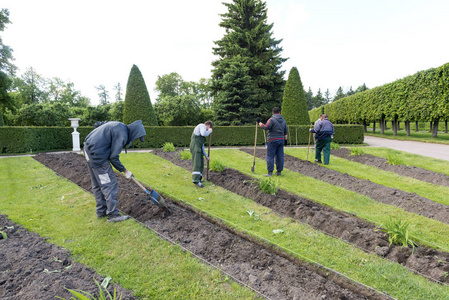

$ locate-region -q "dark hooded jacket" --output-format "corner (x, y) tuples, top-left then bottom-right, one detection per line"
(83, 120), (146, 172)
(260, 113), (288, 142)
(311, 118), (334, 140)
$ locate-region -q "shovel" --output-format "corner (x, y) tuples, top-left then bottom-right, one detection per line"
(131, 177), (171, 214)
(307, 123), (313, 161)
(251, 121), (258, 173)
(263, 130), (267, 148)
(206, 134), (211, 180)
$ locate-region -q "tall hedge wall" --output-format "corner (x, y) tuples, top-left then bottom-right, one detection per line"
(0, 125), (363, 154)
(309, 62), (449, 124)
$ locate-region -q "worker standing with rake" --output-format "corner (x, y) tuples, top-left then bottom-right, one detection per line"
(258, 107), (288, 177)
(190, 121), (213, 188)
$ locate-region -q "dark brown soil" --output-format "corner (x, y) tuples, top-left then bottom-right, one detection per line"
(240, 148), (449, 226)
(0, 214), (136, 300)
(153, 149), (449, 285)
(29, 152), (390, 300)
(332, 148), (449, 188)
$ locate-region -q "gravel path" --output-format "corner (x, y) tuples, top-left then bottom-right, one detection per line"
(364, 136), (449, 161)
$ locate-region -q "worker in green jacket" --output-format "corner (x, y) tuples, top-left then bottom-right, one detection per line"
(190, 121), (213, 188)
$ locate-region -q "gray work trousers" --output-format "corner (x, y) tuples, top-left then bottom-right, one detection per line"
(86, 162), (119, 217)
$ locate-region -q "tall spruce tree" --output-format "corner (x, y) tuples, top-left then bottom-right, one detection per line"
(281, 67), (310, 125)
(211, 0), (287, 125)
(123, 64), (158, 126)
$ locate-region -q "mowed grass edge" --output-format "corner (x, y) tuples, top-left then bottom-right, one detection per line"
(285, 147), (449, 206)
(214, 149), (449, 252)
(0, 157), (258, 300)
(122, 152), (449, 300)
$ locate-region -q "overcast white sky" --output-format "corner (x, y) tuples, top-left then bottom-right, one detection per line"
(2, 0), (449, 105)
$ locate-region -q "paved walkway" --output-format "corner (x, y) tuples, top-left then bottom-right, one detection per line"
(364, 136), (449, 161)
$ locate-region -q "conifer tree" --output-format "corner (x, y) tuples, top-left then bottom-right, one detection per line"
(123, 64), (158, 126)
(211, 0), (287, 125)
(281, 67), (310, 125)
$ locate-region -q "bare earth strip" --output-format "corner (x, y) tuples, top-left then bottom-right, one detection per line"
(32, 152), (384, 300)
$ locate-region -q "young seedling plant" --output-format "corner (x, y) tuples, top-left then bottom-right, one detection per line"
(162, 142), (176, 152)
(257, 177), (278, 195)
(330, 142), (340, 150)
(179, 150), (192, 160)
(350, 147), (365, 156)
(387, 152), (405, 166)
(56, 278), (121, 300)
(209, 159), (225, 172)
(380, 217), (417, 252)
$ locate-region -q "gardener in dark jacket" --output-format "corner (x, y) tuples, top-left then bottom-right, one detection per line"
(310, 114), (335, 165)
(83, 120), (146, 222)
(190, 120), (213, 188)
(258, 107), (289, 177)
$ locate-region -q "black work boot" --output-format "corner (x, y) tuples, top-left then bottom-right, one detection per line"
(275, 171), (282, 176)
(107, 215), (130, 223)
(193, 182), (204, 188)
(264, 172), (273, 177)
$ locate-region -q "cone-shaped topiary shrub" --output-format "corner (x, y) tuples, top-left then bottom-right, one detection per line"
(123, 64), (158, 126)
(281, 67), (310, 125)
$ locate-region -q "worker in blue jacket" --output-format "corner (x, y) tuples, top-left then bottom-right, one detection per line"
(310, 114), (334, 165)
(84, 120), (146, 222)
(258, 107), (289, 176)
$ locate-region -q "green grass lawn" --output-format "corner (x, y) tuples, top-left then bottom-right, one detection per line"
(284, 147), (449, 206)
(365, 129), (449, 144)
(4, 153), (449, 299)
(357, 147), (449, 176)
(213, 149), (449, 252)
(0, 157), (257, 300)
(122, 152), (449, 300)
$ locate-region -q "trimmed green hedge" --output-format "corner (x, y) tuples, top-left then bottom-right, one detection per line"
(0, 125), (364, 154)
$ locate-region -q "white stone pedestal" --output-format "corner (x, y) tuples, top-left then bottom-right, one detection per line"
(69, 118), (81, 151)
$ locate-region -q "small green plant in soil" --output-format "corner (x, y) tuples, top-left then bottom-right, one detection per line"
(330, 142), (340, 149)
(56, 278), (121, 300)
(209, 159), (225, 172)
(387, 152), (404, 166)
(0, 230), (7, 239)
(162, 142), (176, 152)
(350, 147), (365, 156)
(258, 177), (278, 195)
(381, 217), (417, 252)
(179, 150), (192, 160)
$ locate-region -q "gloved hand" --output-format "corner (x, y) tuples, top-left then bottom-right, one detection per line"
(124, 169), (133, 179)
(284, 139), (288, 146)
(208, 128), (213, 133)
(256, 117), (260, 123)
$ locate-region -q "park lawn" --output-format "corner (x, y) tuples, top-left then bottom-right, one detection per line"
(284, 147), (449, 206)
(0, 156), (257, 300)
(365, 130), (449, 144)
(358, 147), (449, 176)
(122, 152), (449, 300)
(212, 148), (449, 252)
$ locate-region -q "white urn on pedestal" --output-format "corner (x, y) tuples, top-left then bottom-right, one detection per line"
(69, 118), (81, 152)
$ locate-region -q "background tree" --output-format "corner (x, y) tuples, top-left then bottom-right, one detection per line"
(346, 86), (355, 97)
(123, 64), (158, 126)
(95, 84), (110, 105)
(114, 82), (123, 101)
(12, 67), (47, 105)
(0, 8), (16, 126)
(109, 101), (124, 122)
(211, 0), (287, 124)
(306, 87), (314, 110)
(313, 89), (326, 108)
(333, 86), (346, 102)
(154, 72), (209, 126)
(355, 83), (369, 93)
(281, 67), (310, 125)
(324, 89), (332, 104)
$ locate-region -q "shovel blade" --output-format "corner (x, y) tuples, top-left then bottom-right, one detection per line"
(251, 165), (255, 173)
